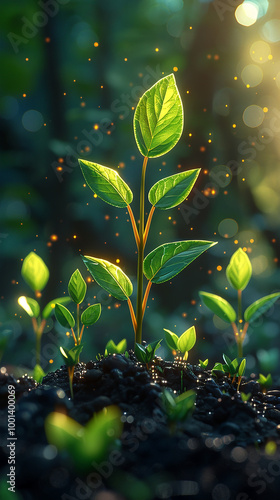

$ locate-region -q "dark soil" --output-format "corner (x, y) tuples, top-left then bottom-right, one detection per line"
(1, 353), (280, 500)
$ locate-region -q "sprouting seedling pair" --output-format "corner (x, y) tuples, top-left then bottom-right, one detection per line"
(104, 338), (127, 357)
(161, 388), (196, 431)
(60, 345), (83, 399)
(199, 248), (280, 358)
(135, 339), (162, 369)
(257, 373), (272, 393)
(18, 252), (71, 382)
(212, 354), (246, 392)
(55, 269), (101, 350)
(45, 405), (122, 472)
(79, 74), (216, 348)
(164, 325), (196, 361)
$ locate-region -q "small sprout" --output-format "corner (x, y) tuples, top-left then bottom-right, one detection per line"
(135, 339), (162, 368)
(199, 248), (280, 358)
(257, 373), (272, 393)
(161, 388), (196, 425)
(104, 339), (127, 356)
(33, 364), (46, 384)
(199, 359), (208, 369)
(212, 354), (246, 391)
(237, 358), (246, 392)
(240, 392), (251, 402)
(164, 325), (196, 360)
(54, 269), (102, 360)
(45, 406), (122, 472)
(60, 345), (83, 399)
(18, 252), (71, 370)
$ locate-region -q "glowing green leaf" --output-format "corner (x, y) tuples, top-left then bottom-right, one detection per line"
(33, 364), (46, 384)
(21, 252), (49, 292)
(244, 293), (280, 323)
(226, 248), (252, 291)
(134, 74), (183, 158)
(68, 269), (87, 304)
(163, 329), (179, 350)
(143, 240), (216, 284)
(18, 296), (40, 318)
(177, 326), (196, 353)
(82, 256), (133, 301)
(81, 304), (101, 326)
(79, 160), (133, 208)
(42, 297), (71, 319)
(55, 304), (75, 329)
(199, 291), (236, 323)
(148, 169), (200, 209)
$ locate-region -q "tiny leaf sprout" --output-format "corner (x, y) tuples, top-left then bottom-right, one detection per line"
(199, 248), (280, 358)
(199, 359), (209, 369)
(135, 339), (162, 369)
(161, 389), (196, 429)
(240, 392), (251, 402)
(164, 325), (196, 361)
(79, 74), (216, 347)
(104, 339), (127, 356)
(45, 405), (122, 472)
(60, 345), (83, 399)
(55, 269), (101, 361)
(18, 252), (71, 380)
(257, 373), (273, 393)
(212, 354), (246, 391)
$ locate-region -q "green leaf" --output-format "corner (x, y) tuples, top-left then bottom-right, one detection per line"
(199, 359), (208, 369)
(55, 303), (75, 329)
(163, 329), (178, 351)
(226, 248), (252, 291)
(162, 389), (196, 422)
(257, 373), (272, 388)
(241, 392), (251, 402)
(148, 169), (200, 210)
(134, 343), (147, 363)
(212, 362), (225, 372)
(199, 291), (236, 323)
(244, 293), (280, 323)
(18, 296), (40, 318)
(81, 304), (101, 326)
(83, 406), (122, 462)
(238, 358), (246, 377)
(105, 339), (127, 355)
(45, 411), (83, 452)
(21, 251), (49, 292)
(133, 74), (183, 158)
(79, 159), (133, 208)
(82, 255), (133, 301)
(68, 269), (87, 304)
(60, 345), (83, 366)
(177, 326), (196, 353)
(144, 240), (216, 284)
(33, 364), (46, 383)
(42, 296), (71, 319)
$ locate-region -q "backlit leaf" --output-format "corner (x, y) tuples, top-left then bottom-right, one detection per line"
(177, 326), (196, 353)
(163, 329), (178, 351)
(148, 169), (200, 209)
(55, 303), (75, 329)
(42, 296), (71, 319)
(105, 339), (127, 355)
(18, 296), (40, 318)
(82, 256), (133, 301)
(21, 252), (49, 292)
(79, 159), (133, 208)
(33, 364), (46, 384)
(244, 293), (280, 323)
(68, 269), (87, 304)
(226, 248), (252, 291)
(144, 240), (216, 284)
(81, 304), (101, 326)
(199, 291), (236, 323)
(134, 74), (183, 158)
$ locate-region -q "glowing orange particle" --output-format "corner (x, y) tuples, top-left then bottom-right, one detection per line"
(217, 265), (222, 271)
(50, 234), (58, 241)
(200, 146), (206, 152)
(23, 94), (27, 98)
(94, 42), (99, 47)
(45, 37), (51, 43)
(94, 124), (99, 130)
(173, 67), (178, 72)
(191, 300), (196, 305)
(105, 215), (110, 220)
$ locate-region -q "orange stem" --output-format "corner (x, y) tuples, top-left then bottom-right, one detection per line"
(71, 327), (78, 346)
(142, 280), (152, 317)
(127, 298), (137, 336)
(143, 206), (155, 248)
(127, 204), (140, 248)
(79, 324), (85, 343)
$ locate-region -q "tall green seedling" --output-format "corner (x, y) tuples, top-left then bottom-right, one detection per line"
(79, 74), (216, 346)
(199, 248), (280, 357)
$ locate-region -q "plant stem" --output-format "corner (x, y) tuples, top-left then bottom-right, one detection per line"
(127, 204), (140, 248)
(127, 298), (137, 336)
(71, 328), (78, 346)
(68, 366), (75, 399)
(77, 304), (80, 343)
(237, 289), (242, 331)
(142, 280), (152, 316)
(231, 322), (243, 358)
(136, 156), (148, 345)
(143, 206), (155, 248)
(241, 321), (249, 343)
(79, 324), (85, 343)
(35, 331), (41, 365)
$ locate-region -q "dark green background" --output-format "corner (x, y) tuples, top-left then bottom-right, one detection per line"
(1, 0), (280, 374)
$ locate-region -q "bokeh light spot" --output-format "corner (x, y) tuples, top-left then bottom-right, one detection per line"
(218, 219), (238, 239)
(235, 2), (259, 27)
(22, 110), (44, 132)
(243, 105), (264, 127)
(241, 64), (263, 87)
(250, 40), (272, 63)
(262, 19), (280, 43)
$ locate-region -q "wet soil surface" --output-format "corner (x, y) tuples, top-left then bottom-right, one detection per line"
(1, 353), (280, 500)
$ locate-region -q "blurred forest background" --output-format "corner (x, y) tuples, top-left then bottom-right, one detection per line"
(1, 0), (280, 375)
